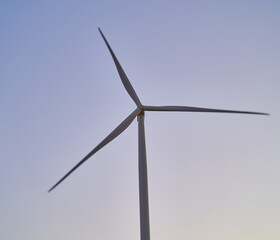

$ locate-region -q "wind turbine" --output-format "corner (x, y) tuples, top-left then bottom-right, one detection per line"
(49, 28), (268, 240)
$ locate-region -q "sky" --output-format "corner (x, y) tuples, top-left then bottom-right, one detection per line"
(1, 1), (279, 239)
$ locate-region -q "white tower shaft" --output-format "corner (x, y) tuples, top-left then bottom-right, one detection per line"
(138, 111), (150, 240)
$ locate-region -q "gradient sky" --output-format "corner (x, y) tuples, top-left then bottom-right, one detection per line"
(1, 1), (279, 239)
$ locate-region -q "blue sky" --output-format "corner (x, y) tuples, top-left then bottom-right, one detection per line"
(1, 1), (279, 239)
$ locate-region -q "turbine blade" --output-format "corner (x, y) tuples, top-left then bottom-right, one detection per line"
(48, 108), (141, 192)
(143, 105), (269, 115)
(98, 28), (142, 106)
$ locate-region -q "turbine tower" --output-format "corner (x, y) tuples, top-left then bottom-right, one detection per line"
(49, 28), (268, 240)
